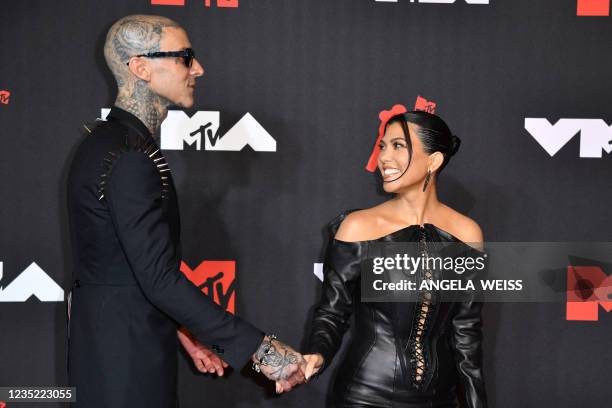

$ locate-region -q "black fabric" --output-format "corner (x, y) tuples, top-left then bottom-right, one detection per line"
(308, 210), (487, 408)
(67, 107), (264, 408)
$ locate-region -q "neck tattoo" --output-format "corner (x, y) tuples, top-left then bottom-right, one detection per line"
(115, 79), (173, 135)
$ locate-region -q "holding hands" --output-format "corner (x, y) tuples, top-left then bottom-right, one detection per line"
(252, 335), (325, 394)
(252, 335), (305, 393)
(303, 353), (324, 382)
(180, 330), (325, 394)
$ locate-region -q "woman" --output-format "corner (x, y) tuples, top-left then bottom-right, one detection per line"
(302, 105), (487, 407)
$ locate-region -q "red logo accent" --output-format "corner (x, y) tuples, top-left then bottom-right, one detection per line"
(577, 0), (610, 16)
(414, 95), (436, 114)
(206, 0), (238, 6)
(567, 266), (612, 321)
(365, 95), (438, 172)
(151, 0), (239, 7)
(181, 261), (236, 313)
(0, 90), (10, 105)
(365, 104), (408, 172)
(0, 400), (6, 408)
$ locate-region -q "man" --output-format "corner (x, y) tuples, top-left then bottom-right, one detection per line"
(67, 15), (303, 407)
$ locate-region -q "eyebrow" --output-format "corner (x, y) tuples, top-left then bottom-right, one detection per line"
(380, 137), (407, 144)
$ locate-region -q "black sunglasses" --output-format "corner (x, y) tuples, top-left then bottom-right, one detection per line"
(126, 48), (196, 68)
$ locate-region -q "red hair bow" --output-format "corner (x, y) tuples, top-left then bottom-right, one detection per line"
(365, 103), (408, 172)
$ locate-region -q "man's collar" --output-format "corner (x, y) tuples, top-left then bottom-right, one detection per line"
(107, 106), (152, 138)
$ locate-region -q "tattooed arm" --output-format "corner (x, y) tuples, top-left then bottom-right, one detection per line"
(252, 336), (306, 393)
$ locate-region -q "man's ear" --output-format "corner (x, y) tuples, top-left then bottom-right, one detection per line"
(127, 58), (151, 82)
(428, 151), (445, 173)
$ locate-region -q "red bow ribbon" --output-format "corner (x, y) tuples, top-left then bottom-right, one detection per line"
(365, 104), (408, 172)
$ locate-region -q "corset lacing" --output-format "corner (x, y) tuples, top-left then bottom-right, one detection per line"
(407, 227), (434, 389)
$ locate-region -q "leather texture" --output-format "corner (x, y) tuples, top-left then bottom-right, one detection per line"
(308, 210), (487, 408)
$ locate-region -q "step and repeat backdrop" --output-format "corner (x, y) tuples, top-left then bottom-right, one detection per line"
(0, 0), (610, 407)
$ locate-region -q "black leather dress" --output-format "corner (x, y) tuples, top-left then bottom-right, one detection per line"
(308, 211), (487, 408)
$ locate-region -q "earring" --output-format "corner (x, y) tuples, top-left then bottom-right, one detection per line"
(422, 170), (431, 192)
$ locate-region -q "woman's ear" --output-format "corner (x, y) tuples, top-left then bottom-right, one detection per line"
(428, 151), (445, 173)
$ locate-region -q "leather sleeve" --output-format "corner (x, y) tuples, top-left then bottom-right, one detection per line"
(106, 151), (263, 369)
(451, 248), (488, 408)
(307, 236), (363, 373)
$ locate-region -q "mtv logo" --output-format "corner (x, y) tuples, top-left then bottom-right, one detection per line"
(181, 260), (235, 313)
(577, 0), (610, 16)
(414, 95), (436, 114)
(313, 263), (324, 282)
(567, 265), (612, 321)
(525, 118), (612, 158)
(0, 90), (10, 105)
(210, 112), (276, 151)
(162, 111), (276, 152)
(100, 109), (276, 152)
(161, 110), (219, 151)
(0, 262), (64, 302)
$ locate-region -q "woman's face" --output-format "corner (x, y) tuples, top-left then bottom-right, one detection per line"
(377, 121), (430, 194)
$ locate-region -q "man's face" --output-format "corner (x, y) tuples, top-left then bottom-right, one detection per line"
(148, 27), (204, 108)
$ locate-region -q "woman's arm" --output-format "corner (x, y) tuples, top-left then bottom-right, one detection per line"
(305, 213), (364, 376)
(451, 220), (487, 408)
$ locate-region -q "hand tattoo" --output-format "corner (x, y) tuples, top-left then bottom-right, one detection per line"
(253, 335), (306, 392)
(255, 338), (300, 381)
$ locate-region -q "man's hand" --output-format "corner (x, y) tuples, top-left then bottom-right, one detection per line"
(252, 336), (306, 393)
(178, 328), (228, 376)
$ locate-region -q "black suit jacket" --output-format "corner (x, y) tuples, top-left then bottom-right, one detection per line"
(67, 107), (263, 408)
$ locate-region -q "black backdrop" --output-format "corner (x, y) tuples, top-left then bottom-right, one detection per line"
(0, 0), (610, 407)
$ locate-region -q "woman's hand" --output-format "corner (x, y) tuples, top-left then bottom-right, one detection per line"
(273, 353), (323, 394)
(303, 353), (324, 381)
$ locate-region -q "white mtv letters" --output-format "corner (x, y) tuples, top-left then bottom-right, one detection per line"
(163, 111), (276, 151)
(212, 113), (276, 151)
(313, 263), (324, 282)
(525, 118), (612, 158)
(161, 111), (219, 151)
(101, 109), (276, 152)
(0, 262), (64, 302)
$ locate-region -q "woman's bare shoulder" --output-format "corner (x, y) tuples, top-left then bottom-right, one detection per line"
(439, 206), (484, 249)
(335, 207), (383, 242)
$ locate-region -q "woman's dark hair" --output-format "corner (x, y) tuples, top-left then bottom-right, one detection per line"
(385, 111), (460, 175)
